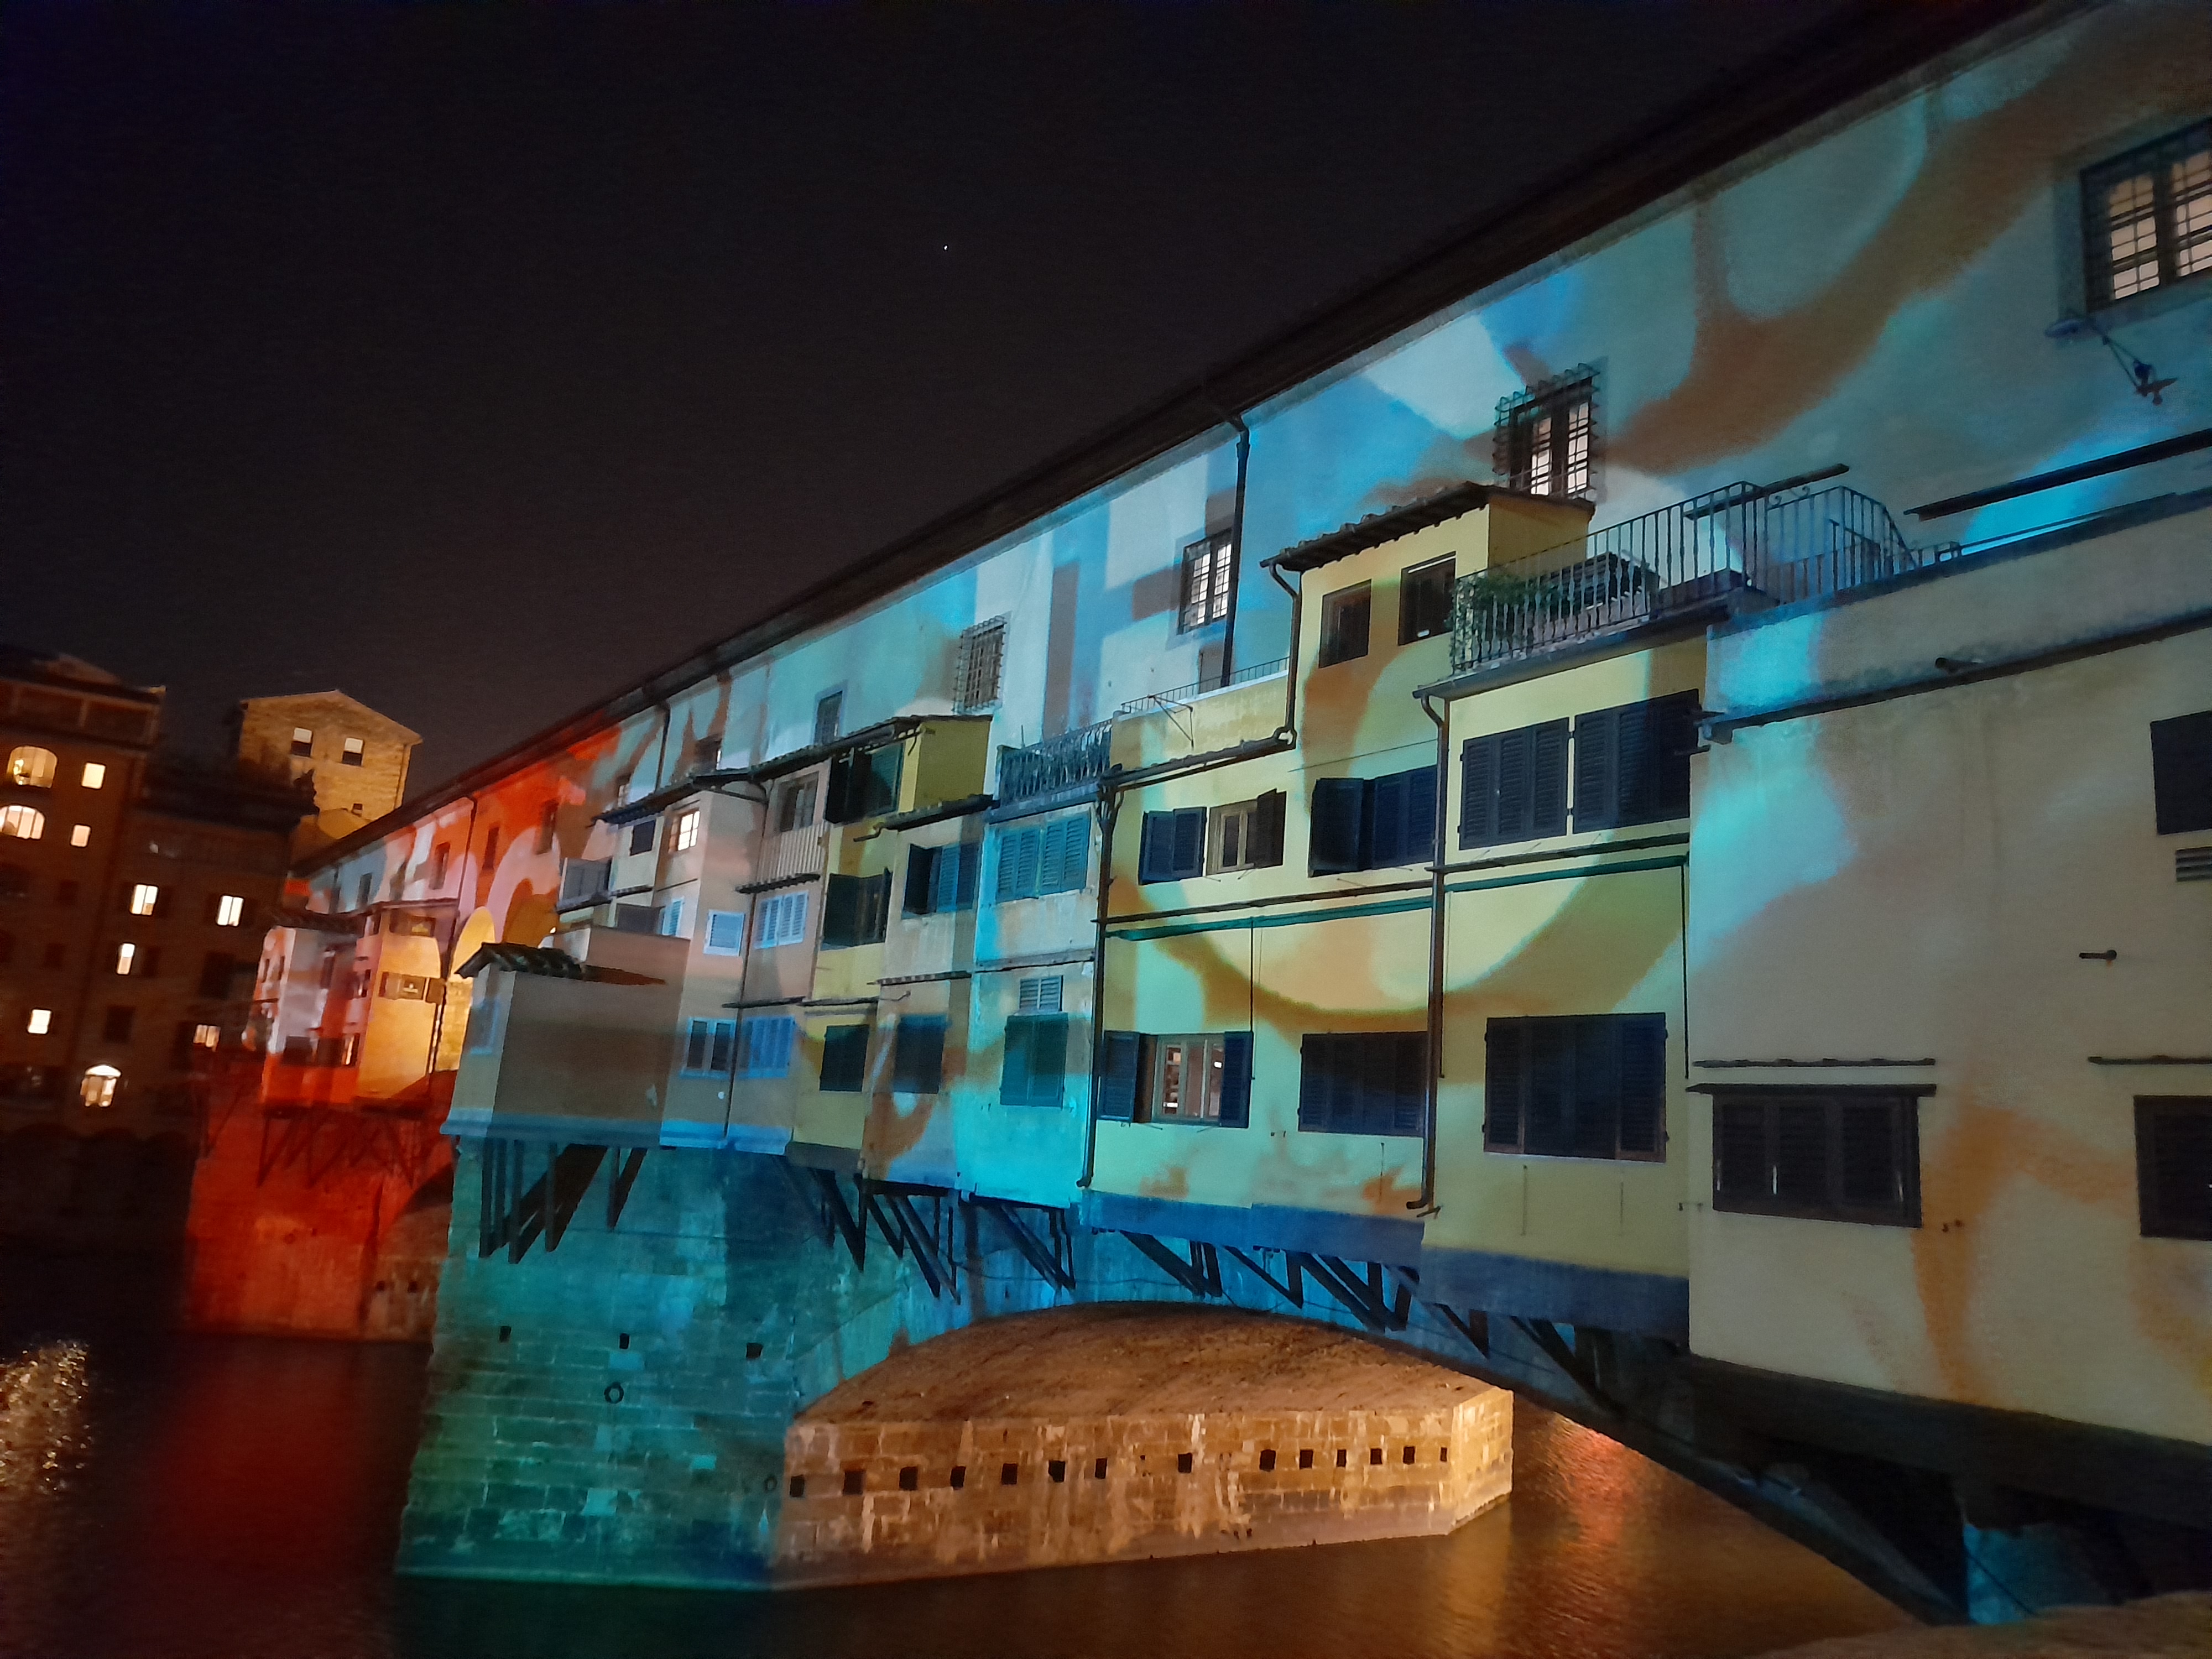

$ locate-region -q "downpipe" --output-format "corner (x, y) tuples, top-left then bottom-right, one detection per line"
(1413, 692), (1447, 1213)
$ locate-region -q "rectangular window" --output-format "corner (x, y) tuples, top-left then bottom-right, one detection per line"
(1136, 807), (1207, 884)
(774, 776), (818, 833)
(536, 801), (559, 855)
(814, 691), (844, 746)
(1710, 1087), (1923, 1227)
(378, 972), (444, 1003)
(27, 1008), (52, 1035)
(629, 820), (656, 857)
(1001, 1014), (1070, 1108)
(482, 828), (500, 878)
(1399, 557), (1455, 645)
(1297, 1032), (1426, 1138)
(672, 810), (700, 853)
(1150, 1034), (1226, 1123)
(821, 871), (892, 948)
(906, 842), (981, 916)
(995, 817), (1088, 901)
(2151, 709), (2212, 836)
(739, 1016), (796, 1079)
(1317, 583), (1371, 667)
(1484, 1014), (1666, 1160)
(2134, 1097), (2211, 1240)
(1016, 974), (1062, 1015)
(2082, 122), (2211, 307)
(1178, 533), (1236, 632)
(684, 1018), (739, 1076)
(196, 952), (237, 1000)
(820, 1024), (871, 1093)
(70, 824), (90, 848)
(103, 1005), (134, 1042)
(128, 883), (159, 916)
(114, 942), (136, 975)
(657, 898), (688, 938)
(1572, 693), (1698, 832)
(385, 909), (439, 937)
(291, 727), (315, 757)
(825, 745), (902, 824)
(340, 736), (365, 767)
(754, 890), (809, 948)
(891, 1015), (948, 1094)
(1460, 721), (1569, 849)
(427, 843), (451, 889)
(1209, 794), (1285, 874)
(194, 1023), (221, 1048)
(703, 910), (747, 955)
(1497, 374), (1595, 498)
(356, 872), (377, 909)
(81, 762), (106, 789)
(1308, 767), (1435, 874)
(954, 618), (1008, 713)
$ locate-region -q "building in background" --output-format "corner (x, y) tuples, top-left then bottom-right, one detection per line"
(231, 690), (420, 859)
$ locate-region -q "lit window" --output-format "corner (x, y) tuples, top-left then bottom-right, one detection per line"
(1178, 533), (1237, 632)
(192, 1024), (220, 1048)
(215, 894), (245, 927)
(1, 805), (45, 841)
(2083, 122), (2212, 306)
(1152, 1035), (1227, 1121)
(340, 736), (366, 766)
(291, 727), (315, 757)
(1497, 372), (1596, 499)
(129, 883), (160, 916)
(81, 762), (106, 789)
(6, 746), (57, 788)
(27, 1008), (51, 1035)
(114, 943), (136, 974)
(70, 824), (90, 848)
(673, 810), (700, 853)
(80, 1065), (121, 1108)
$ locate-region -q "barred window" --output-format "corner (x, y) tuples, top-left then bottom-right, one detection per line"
(2083, 122), (2211, 306)
(954, 618), (1007, 713)
(1496, 372), (1595, 499)
(1179, 533), (1236, 632)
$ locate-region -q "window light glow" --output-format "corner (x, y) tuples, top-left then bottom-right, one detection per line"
(192, 1024), (220, 1048)
(1, 805), (45, 841)
(7, 746), (57, 788)
(215, 894), (244, 926)
(674, 810), (700, 852)
(80, 1065), (119, 1108)
(27, 1008), (51, 1035)
(81, 763), (106, 789)
(69, 824), (90, 847)
(129, 884), (159, 916)
(114, 943), (135, 974)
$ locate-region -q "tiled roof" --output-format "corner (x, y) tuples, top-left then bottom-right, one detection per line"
(455, 942), (664, 984)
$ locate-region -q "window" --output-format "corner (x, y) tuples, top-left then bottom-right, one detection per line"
(1297, 1032), (1425, 1138)
(821, 872), (893, 948)
(6, 746), (56, 787)
(891, 1016), (948, 1093)
(427, 844), (451, 889)
(80, 1065), (120, 1108)
(114, 942), (137, 975)
(557, 853), (608, 907)
(213, 894), (246, 927)
(127, 883), (160, 916)
(672, 810), (700, 853)
(536, 801), (559, 855)
(2136, 1097), (2211, 1240)
(826, 746), (901, 823)
(378, 973), (445, 1003)
(1318, 583), (1371, 667)
(658, 898), (688, 938)
(906, 842), (980, 915)
(291, 727), (315, 757)
(1, 806), (45, 841)
(1573, 693), (1698, 832)
(1096, 1031), (1251, 1125)
(1209, 794), (1285, 875)
(385, 910), (439, 937)
(1017, 974), (1062, 1014)
(1136, 808), (1206, 884)
(992, 816), (1088, 901)
(2083, 122), (2211, 306)
(1460, 722), (1568, 849)
(1001, 1014), (1070, 1108)
(341, 736), (365, 767)
(70, 824), (90, 848)
(482, 827), (501, 878)
(2151, 709), (2212, 835)
(1497, 373), (1595, 498)
(754, 890), (809, 947)
(27, 1008), (52, 1035)
(1179, 533), (1236, 632)
(684, 1018), (738, 1076)
(774, 777), (818, 833)
(739, 1016), (797, 1078)
(703, 910), (746, 956)
(1712, 1087), (1923, 1227)
(629, 820), (656, 856)
(81, 763), (106, 790)
(954, 617), (1008, 712)
(196, 952), (238, 999)
(1399, 557), (1455, 645)
(691, 735), (722, 774)
(1484, 1014), (1666, 1160)
(814, 691), (844, 746)
(820, 1024), (871, 1093)
(1308, 766), (1435, 874)
(103, 1005), (135, 1042)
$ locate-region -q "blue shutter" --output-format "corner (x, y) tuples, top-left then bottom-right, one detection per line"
(1525, 1021), (1573, 1156)
(1171, 808), (1206, 879)
(1484, 1022), (1523, 1151)
(906, 845), (936, 916)
(994, 831), (1021, 903)
(1014, 828), (1042, 898)
(1099, 1032), (1142, 1120)
(1460, 735), (1498, 850)
(954, 841), (981, 907)
(1405, 766), (1437, 867)
(1000, 1018), (1031, 1107)
(1616, 1013), (1667, 1155)
(1391, 1032), (1427, 1138)
(1138, 814), (1173, 884)
(1308, 780), (1368, 874)
(932, 842), (962, 913)
(1570, 1017), (1619, 1157)
(1498, 727), (1534, 841)
(1218, 1031), (1252, 1127)
(709, 1019), (737, 1074)
(1369, 771), (1406, 869)
(1297, 1035), (1332, 1131)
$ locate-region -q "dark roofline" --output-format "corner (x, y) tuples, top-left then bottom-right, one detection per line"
(1267, 482), (1599, 575)
(297, 0), (2040, 878)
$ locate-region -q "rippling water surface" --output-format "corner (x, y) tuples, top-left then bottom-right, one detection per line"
(2, 1258), (1910, 1659)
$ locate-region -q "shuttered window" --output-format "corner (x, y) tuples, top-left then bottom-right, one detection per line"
(2150, 711), (2212, 836)
(703, 910), (747, 955)
(1138, 808), (1207, 884)
(1017, 974), (1062, 1014)
(819, 1024), (870, 1094)
(684, 1017), (738, 1076)
(905, 842), (981, 916)
(738, 1016), (796, 1079)
(1572, 693), (1698, 832)
(826, 745), (902, 824)
(822, 872), (892, 947)
(1318, 583), (1371, 667)
(1209, 792), (1285, 873)
(994, 817), (1089, 901)
(1296, 1032), (1426, 1138)
(1098, 1031), (1144, 1121)
(2135, 1096), (2211, 1240)
(1001, 1014), (1070, 1108)
(754, 890), (808, 948)
(1484, 1014), (1666, 1160)
(1708, 1086), (1922, 1226)
(1460, 721), (1568, 849)
(891, 1016), (948, 1094)
(1308, 769), (1434, 874)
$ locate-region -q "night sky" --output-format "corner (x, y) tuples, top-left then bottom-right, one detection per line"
(5, 2), (1850, 786)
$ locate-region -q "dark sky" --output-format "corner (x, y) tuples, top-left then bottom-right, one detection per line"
(4, 2), (1849, 786)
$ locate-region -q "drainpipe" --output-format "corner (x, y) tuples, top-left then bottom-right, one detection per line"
(1079, 784), (1123, 1190)
(1264, 556), (1303, 743)
(1217, 413), (1251, 693)
(1413, 692), (1448, 1214)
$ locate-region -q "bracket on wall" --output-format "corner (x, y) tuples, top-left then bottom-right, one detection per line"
(1223, 1245), (1304, 1309)
(973, 1197), (1076, 1291)
(1288, 1254), (1411, 1332)
(810, 1169), (868, 1270)
(1427, 1302), (1491, 1358)
(1121, 1232), (1223, 1298)
(605, 1148), (646, 1229)
(479, 1140), (618, 1261)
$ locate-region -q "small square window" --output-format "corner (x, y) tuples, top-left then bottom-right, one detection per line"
(788, 1475), (805, 1499)
(1298, 1449), (1313, 1470)
(703, 910), (747, 957)
(1048, 1459), (1066, 1484)
(899, 1466), (919, 1491)
(80, 763), (106, 790)
(26, 1008), (51, 1035)
(1317, 584), (1370, 667)
(1258, 1449), (1276, 1472)
(340, 736), (365, 767)
(842, 1468), (864, 1496)
(1093, 1457), (1108, 1479)
(1335, 1449), (1347, 1469)
(192, 1024), (220, 1049)
(950, 1465), (966, 1489)
(1000, 1462), (1019, 1486)
(291, 728), (315, 757)
(69, 824), (90, 848)
(1369, 1447), (1383, 1467)
(1176, 1452), (1193, 1475)
(1399, 556), (1455, 644)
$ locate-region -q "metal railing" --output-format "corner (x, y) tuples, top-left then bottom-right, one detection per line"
(997, 720), (1113, 804)
(1115, 656), (1289, 720)
(1451, 473), (1961, 675)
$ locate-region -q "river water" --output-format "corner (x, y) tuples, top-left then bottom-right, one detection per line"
(1, 1258), (1910, 1659)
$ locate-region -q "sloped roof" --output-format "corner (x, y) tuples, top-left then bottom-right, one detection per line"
(237, 690), (422, 744)
(456, 942), (664, 984)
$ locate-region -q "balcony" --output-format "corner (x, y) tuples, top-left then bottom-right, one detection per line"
(997, 721), (1113, 807)
(1449, 473), (1960, 676)
(745, 820), (829, 891)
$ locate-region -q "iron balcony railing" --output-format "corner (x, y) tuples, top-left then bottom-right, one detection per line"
(998, 720), (1114, 804)
(1450, 472), (1961, 675)
(1115, 656), (1290, 719)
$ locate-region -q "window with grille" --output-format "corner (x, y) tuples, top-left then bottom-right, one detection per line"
(892, 1015), (948, 1093)
(1001, 1013), (1070, 1108)
(1484, 1014), (1665, 1161)
(2083, 122), (2211, 306)
(1297, 1032), (1424, 1138)
(703, 910), (747, 955)
(684, 1018), (738, 1076)
(995, 817), (1089, 901)
(1209, 794), (1285, 874)
(814, 691), (844, 746)
(954, 618), (1008, 713)
(1496, 373), (1595, 499)
(1710, 1086), (1923, 1226)
(905, 842), (981, 916)
(738, 1016), (795, 1079)
(1178, 533), (1236, 632)
(820, 1024), (870, 1093)
(1308, 767), (1434, 875)
(754, 889), (808, 947)
(1318, 583), (1371, 667)
(1399, 557), (1456, 644)
(2135, 1097), (2211, 1240)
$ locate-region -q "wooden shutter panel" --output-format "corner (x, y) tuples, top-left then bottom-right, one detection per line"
(1484, 1021), (1523, 1150)
(931, 842), (962, 913)
(1297, 1035), (1333, 1131)
(1391, 1032), (1427, 1138)
(1573, 708), (1618, 830)
(686, 1019), (711, 1073)
(1000, 1018), (1032, 1107)
(1616, 1014), (1667, 1156)
(1496, 728), (1533, 841)
(2150, 711), (2212, 836)
(1308, 779), (1368, 874)
(995, 831), (1022, 902)
(1524, 1021), (1573, 1156)
(825, 753), (860, 824)
(905, 846), (936, 917)
(709, 1020), (738, 1074)
(1251, 791), (1286, 868)
(1138, 814), (1172, 884)
(1715, 1099), (1770, 1200)
(1838, 1100), (1900, 1209)
(864, 871), (893, 942)
(1030, 1015), (1068, 1104)
(1368, 771), (1406, 870)
(1098, 1032), (1143, 1120)
(1171, 808), (1206, 879)
(1460, 735), (1499, 849)
(1615, 701), (1658, 825)
(1773, 1100), (1829, 1206)
(956, 842), (982, 906)
(1405, 766), (1437, 866)
(1531, 721), (1569, 837)
(821, 874), (859, 946)
(1216, 1030), (1253, 1127)
(1569, 1018), (1620, 1157)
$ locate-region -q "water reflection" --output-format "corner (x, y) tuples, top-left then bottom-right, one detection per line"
(1, 1302), (1909, 1659)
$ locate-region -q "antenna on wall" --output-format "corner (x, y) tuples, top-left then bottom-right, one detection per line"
(2046, 311), (2178, 405)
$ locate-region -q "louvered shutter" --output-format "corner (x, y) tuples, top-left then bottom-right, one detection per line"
(1170, 808), (1206, 879)
(955, 842), (981, 906)
(1715, 1100), (1769, 1201)
(931, 843), (962, 913)
(1615, 701), (1658, 826)
(1098, 1032), (1143, 1120)
(1391, 1032), (1427, 1137)
(1404, 766), (1437, 866)
(994, 831), (1022, 902)
(1496, 728), (1533, 841)
(1251, 791), (1286, 868)
(1531, 721), (1569, 837)
(1838, 1100), (1899, 1209)
(1616, 1014), (1667, 1155)
(708, 1020), (738, 1074)
(1484, 1022), (1523, 1151)
(822, 874), (860, 947)
(1651, 692), (1698, 821)
(1000, 1018), (1032, 1107)
(1297, 1035), (1333, 1131)
(1029, 1015), (1068, 1105)
(1573, 707), (1619, 830)
(1368, 771), (1406, 870)
(1308, 780), (1368, 874)
(905, 846), (937, 917)
(1218, 1031), (1252, 1127)
(686, 1019), (711, 1073)
(1460, 735), (1499, 849)
(1570, 1017), (1620, 1157)
(1036, 820), (1065, 893)
(1137, 814), (1171, 884)
(1012, 827), (1042, 897)
(1525, 1021), (1573, 1156)
(2150, 711), (2212, 835)
(1774, 1100), (1829, 1206)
